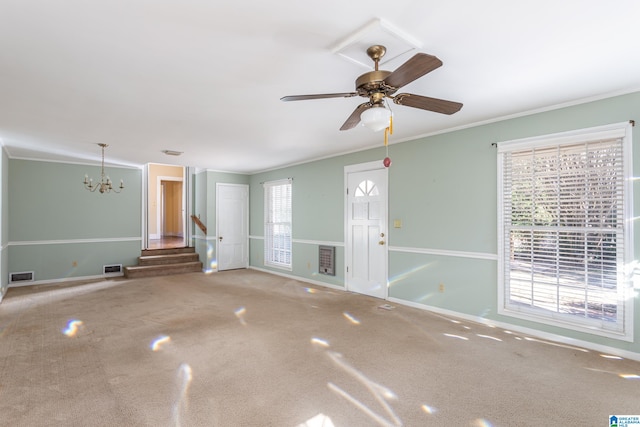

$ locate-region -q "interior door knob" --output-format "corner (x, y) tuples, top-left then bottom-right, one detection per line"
(378, 240), (385, 245)
(219, 236), (223, 241)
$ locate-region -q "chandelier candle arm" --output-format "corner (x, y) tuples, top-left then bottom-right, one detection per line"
(83, 143), (124, 194)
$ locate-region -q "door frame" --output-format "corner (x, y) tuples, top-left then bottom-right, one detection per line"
(156, 175), (184, 242)
(344, 161), (389, 299)
(216, 182), (249, 271)
(142, 164), (192, 250)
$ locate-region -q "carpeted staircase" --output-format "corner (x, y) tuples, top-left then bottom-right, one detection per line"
(124, 247), (202, 278)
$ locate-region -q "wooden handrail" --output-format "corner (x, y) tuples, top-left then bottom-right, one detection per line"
(191, 215), (207, 234)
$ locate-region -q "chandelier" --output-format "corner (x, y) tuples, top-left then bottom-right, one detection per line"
(83, 143), (124, 193)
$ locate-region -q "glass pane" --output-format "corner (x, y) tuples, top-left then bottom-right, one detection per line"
(355, 180), (379, 197)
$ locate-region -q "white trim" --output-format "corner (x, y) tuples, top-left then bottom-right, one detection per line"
(142, 163), (149, 249)
(388, 297), (640, 362)
(344, 160), (385, 174)
(204, 167), (252, 175)
(249, 235), (264, 240)
(262, 178), (292, 188)
(293, 238), (344, 247)
(249, 266), (345, 291)
(496, 121), (631, 152)
(6, 154), (141, 169)
(8, 274), (120, 288)
(389, 246), (497, 261)
(499, 305), (633, 342)
(8, 237), (141, 246)
(185, 167), (195, 247)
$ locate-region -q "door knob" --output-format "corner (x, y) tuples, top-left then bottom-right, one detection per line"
(379, 240), (385, 245)
(219, 236), (223, 241)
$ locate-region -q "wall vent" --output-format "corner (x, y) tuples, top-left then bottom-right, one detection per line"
(9, 271), (34, 284)
(319, 246), (335, 276)
(103, 264), (123, 275)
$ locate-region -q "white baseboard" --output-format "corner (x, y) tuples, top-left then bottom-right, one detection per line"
(249, 266), (345, 291)
(247, 268), (639, 363)
(8, 273), (123, 288)
(387, 297), (640, 363)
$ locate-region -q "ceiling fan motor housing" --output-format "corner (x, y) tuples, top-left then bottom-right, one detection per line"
(355, 70), (396, 103)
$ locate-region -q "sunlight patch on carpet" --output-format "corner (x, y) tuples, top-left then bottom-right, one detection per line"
(62, 319), (83, 337)
(150, 335), (171, 351)
(297, 413), (335, 427)
(343, 312), (361, 325)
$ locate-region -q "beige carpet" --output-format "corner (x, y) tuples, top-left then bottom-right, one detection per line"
(1, 269), (639, 426)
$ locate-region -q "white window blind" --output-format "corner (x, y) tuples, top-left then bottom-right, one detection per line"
(264, 179), (292, 269)
(498, 123), (633, 340)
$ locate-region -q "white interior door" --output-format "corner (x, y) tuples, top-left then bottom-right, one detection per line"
(346, 164), (388, 299)
(217, 183), (249, 271)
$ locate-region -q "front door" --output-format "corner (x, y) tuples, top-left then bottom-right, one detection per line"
(216, 183), (249, 271)
(345, 163), (388, 299)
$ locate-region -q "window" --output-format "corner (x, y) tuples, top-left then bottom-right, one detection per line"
(264, 179), (292, 270)
(355, 180), (379, 197)
(497, 122), (634, 340)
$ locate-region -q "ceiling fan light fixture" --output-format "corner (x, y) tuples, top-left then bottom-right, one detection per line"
(361, 106), (391, 132)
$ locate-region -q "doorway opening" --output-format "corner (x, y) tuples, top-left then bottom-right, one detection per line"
(147, 163), (187, 250)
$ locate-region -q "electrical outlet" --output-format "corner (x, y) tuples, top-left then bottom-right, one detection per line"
(307, 261), (311, 270)
(72, 261), (78, 267)
(439, 283), (445, 293)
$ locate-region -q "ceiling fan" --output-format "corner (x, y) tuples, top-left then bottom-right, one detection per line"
(281, 45), (463, 131)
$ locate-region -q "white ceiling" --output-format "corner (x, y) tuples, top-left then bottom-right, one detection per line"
(1, 0), (640, 174)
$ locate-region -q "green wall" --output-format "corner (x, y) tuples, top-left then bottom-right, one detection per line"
(1, 147), (8, 299)
(8, 159), (142, 282)
(249, 91), (640, 355)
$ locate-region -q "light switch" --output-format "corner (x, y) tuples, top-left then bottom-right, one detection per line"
(393, 219), (402, 228)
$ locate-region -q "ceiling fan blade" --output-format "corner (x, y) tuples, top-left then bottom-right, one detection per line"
(384, 53), (443, 89)
(340, 103), (371, 131)
(281, 92), (358, 102)
(394, 93), (462, 115)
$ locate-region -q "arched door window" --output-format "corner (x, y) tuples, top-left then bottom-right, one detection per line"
(354, 180), (379, 197)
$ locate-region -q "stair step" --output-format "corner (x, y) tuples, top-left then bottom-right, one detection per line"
(141, 247), (195, 256)
(139, 252), (200, 266)
(124, 261), (203, 279)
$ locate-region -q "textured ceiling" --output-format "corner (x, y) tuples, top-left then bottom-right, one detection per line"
(1, 0), (640, 173)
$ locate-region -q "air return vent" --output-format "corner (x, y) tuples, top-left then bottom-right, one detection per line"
(103, 264), (123, 275)
(319, 246), (335, 276)
(9, 271), (34, 284)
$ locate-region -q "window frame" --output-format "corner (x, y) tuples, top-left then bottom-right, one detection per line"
(497, 122), (634, 341)
(263, 178), (292, 270)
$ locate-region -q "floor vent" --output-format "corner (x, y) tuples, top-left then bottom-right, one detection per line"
(9, 271), (34, 284)
(319, 246), (335, 276)
(103, 264), (123, 275)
